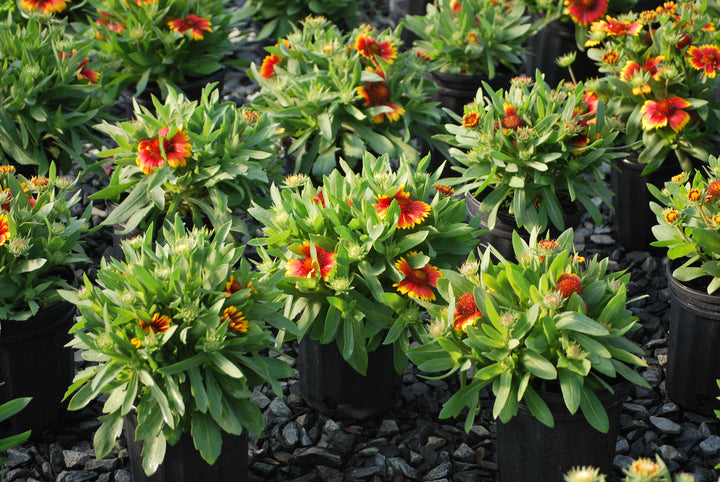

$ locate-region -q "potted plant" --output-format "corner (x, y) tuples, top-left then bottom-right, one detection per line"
(441, 71), (620, 259)
(586, 1), (720, 250)
(90, 83), (282, 240)
(248, 151), (478, 418)
(648, 155), (720, 413)
(247, 16), (443, 177)
(401, 0), (536, 113)
(0, 16), (117, 174)
(0, 164), (91, 437)
(564, 454), (697, 481)
(78, 0), (246, 100)
(407, 228), (650, 480)
(61, 217), (296, 480)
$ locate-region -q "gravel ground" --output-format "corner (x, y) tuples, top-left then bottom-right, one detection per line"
(3, 7), (720, 482)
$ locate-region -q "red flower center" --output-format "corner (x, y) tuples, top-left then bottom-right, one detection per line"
(366, 82), (391, 104)
(456, 293), (478, 317)
(411, 268), (428, 283)
(655, 99), (676, 117)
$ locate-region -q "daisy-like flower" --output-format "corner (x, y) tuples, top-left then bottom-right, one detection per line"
(222, 306), (249, 333)
(416, 50), (432, 61)
(590, 16), (643, 37)
(29, 176), (50, 190)
(627, 458), (659, 478)
(538, 239), (560, 251)
(453, 293), (483, 332)
(602, 49), (619, 65)
(259, 53), (282, 79)
(393, 253), (443, 301)
(663, 207), (680, 224)
(136, 126), (192, 174)
(355, 33), (397, 65)
(467, 32), (479, 44)
(687, 188), (702, 202)
(671, 172), (688, 183)
(0, 166), (15, 175)
(373, 186), (431, 229)
(436, 184), (454, 196)
(169, 14), (213, 41)
(225, 275), (243, 296)
(463, 111), (480, 128)
(500, 103), (523, 132)
(641, 96), (692, 132)
(78, 65), (101, 83)
(687, 45), (720, 79)
(95, 12), (126, 36)
(705, 180), (720, 200)
(450, 0), (461, 13)
(130, 338), (142, 349)
(0, 213), (10, 246)
(356, 70), (405, 123)
(285, 241), (336, 281)
(139, 313), (172, 334)
(21, 0), (68, 14)
(564, 0), (609, 26)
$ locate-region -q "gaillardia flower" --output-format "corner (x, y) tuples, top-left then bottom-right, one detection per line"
(373, 186), (431, 229)
(355, 33), (397, 65)
(0, 213), (10, 246)
(687, 44), (720, 78)
(640, 96), (692, 132)
(139, 313), (172, 334)
(590, 16), (643, 36)
(393, 253), (442, 301)
(356, 70), (405, 123)
(285, 241), (336, 281)
(628, 458), (659, 478)
(21, 0), (68, 13)
(259, 53), (282, 79)
(222, 306), (248, 333)
(453, 293), (482, 332)
(564, 0), (609, 26)
(136, 126), (192, 174)
(169, 14), (213, 41)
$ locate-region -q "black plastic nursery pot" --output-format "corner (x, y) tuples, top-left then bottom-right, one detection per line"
(432, 70), (514, 116)
(495, 383), (629, 482)
(0, 301), (76, 438)
(297, 338), (402, 420)
(665, 261), (720, 414)
(124, 414), (249, 482)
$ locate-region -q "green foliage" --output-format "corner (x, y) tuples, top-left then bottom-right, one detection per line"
(441, 71), (619, 234)
(0, 164), (90, 321)
(649, 155), (720, 294)
(248, 16), (443, 176)
(402, 0), (534, 77)
(565, 454), (696, 481)
(78, 0), (246, 96)
(0, 17), (118, 173)
(91, 84), (282, 237)
(61, 218), (295, 476)
(0, 396), (32, 476)
(587, 1), (720, 174)
(407, 228), (649, 432)
(249, 151), (479, 375)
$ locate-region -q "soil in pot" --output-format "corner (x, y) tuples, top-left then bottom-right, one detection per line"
(665, 260), (720, 414)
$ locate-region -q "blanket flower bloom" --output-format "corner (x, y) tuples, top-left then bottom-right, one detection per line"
(687, 44), (720, 79)
(222, 306), (248, 333)
(453, 293), (482, 332)
(564, 0), (609, 26)
(393, 253), (442, 301)
(373, 186), (431, 229)
(641, 97), (691, 132)
(136, 126), (192, 174)
(285, 241), (336, 281)
(139, 313), (172, 334)
(356, 69), (405, 123)
(169, 14), (213, 41)
(0, 213), (9, 246)
(355, 33), (397, 65)
(21, 0), (68, 13)
(590, 16), (642, 36)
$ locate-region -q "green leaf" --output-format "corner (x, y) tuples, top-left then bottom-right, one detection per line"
(555, 312), (609, 336)
(439, 380), (483, 419)
(94, 415), (124, 459)
(191, 412), (222, 465)
(579, 386), (609, 433)
(211, 353), (245, 379)
(558, 367), (582, 415)
(141, 432), (166, 477)
(522, 385), (554, 428)
(520, 351), (557, 380)
(493, 370), (513, 419)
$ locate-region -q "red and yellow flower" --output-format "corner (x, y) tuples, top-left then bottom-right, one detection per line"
(285, 241), (336, 281)
(373, 186), (431, 229)
(140, 313), (172, 334)
(393, 253), (443, 301)
(500, 103), (523, 132)
(663, 207), (680, 224)
(222, 306), (249, 333)
(687, 44), (720, 79)
(169, 14), (213, 41)
(453, 293), (482, 332)
(355, 33), (397, 65)
(136, 126), (192, 175)
(21, 0), (68, 14)
(259, 53), (282, 79)
(436, 184), (454, 196)
(640, 96), (692, 132)
(356, 69), (405, 123)
(706, 180), (720, 200)
(564, 0), (609, 26)
(0, 213), (10, 246)
(462, 111), (480, 128)
(590, 16), (643, 37)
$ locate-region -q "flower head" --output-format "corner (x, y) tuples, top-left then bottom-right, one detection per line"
(641, 97), (692, 132)
(286, 241), (336, 281)
(373, 186), (431, 229)
(435, 184), (454, 196)
(663, 207), (680, 224)
(393, 253), (443, 301)
(453, 293), (483, 332)
(557, 273), (583, 298)
(0, 213), (10, 246)
(136, 127), (192, 174)
(356, 71), (405, 123)
(687, 188), (702, 202)
(591, 16), (643, 36)
(671, 172), (688, 183)
(259, 53), (282, 79)
(21, 0), (68, 13)
(130, 338), (142, 349)
(222, 306), (248, 333)
(687, 45), (720, 79)
(169, 14), (213, 41)
(139, 313), (172, 334)
(355, 33), (397, 65)
(627, 458), (659, 478)
(564, 0), (609, 26)
(0, 166), (15, 176)
(463, 111), (480, 128)
(706, 180), (720, 200)
(501, 103), (523, 131)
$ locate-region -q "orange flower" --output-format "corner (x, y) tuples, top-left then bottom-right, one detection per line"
(95, 12), (126, 35)
(463, 111), (480, 128)
(467, 32), (479, 44)
(687, 188), (702, 202)
(140, 313), (172, 334)
(416, 50), (431, 61)
(259, 53), (282, 79)
(501, 103), (523, 131)
(393, 253), (443, 301)
(602, 49), (619, 64)
(355, 33), (397, 65)
(663, 208), (680, 224)
(629, 459), (659, 478)
(0, 213), (10, 246)
(313, 189), (326, 208)
(356, 71), (405, 123)
(590, 16), (643, 36)
(0, 166), (15, 175)
(435, 184), (454, 196)
(130, 338), (142, 349)
(373, 186), (431, 229)
(706, 180), (720, 200)
(169, 14), (213, 41)
(538, 239), (559, 251)
(453, 293), (482, 332)
(285, 241), (336, 281)
(641, 96), (692, 132)
(21, 0), (68, 13)
(449, 0), (461, 12)
(225, 275), (243, 296)
(222, 306), (248, 333)
(564, 0), (609, 26)
(687, 45), (720, 79)
(557, 273), (583, 298)
(136, 127), (192, 174)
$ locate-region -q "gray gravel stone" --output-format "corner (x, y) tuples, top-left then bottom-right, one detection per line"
(423, 461), (452, 480)
(113, 469), (132, 482)
(614, 455), (635, 471)
(377, 419), (400, 438)
(83, 458), (119, 472)
(5, 448), (31, 468)
(62, 450), (94, 470)
(386, 456), (417, 479)
(267, 398), (292, 419)
(615, 438), (630, 454)
(658, 444), (685, 462)
(282, 422), (300, 449)
(55, 470), (97, 482)
(293, 447), (343, 468)
(650, 416), (683, 435)
(700, 435), (720, 457)
(451, 443), (475, 463)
